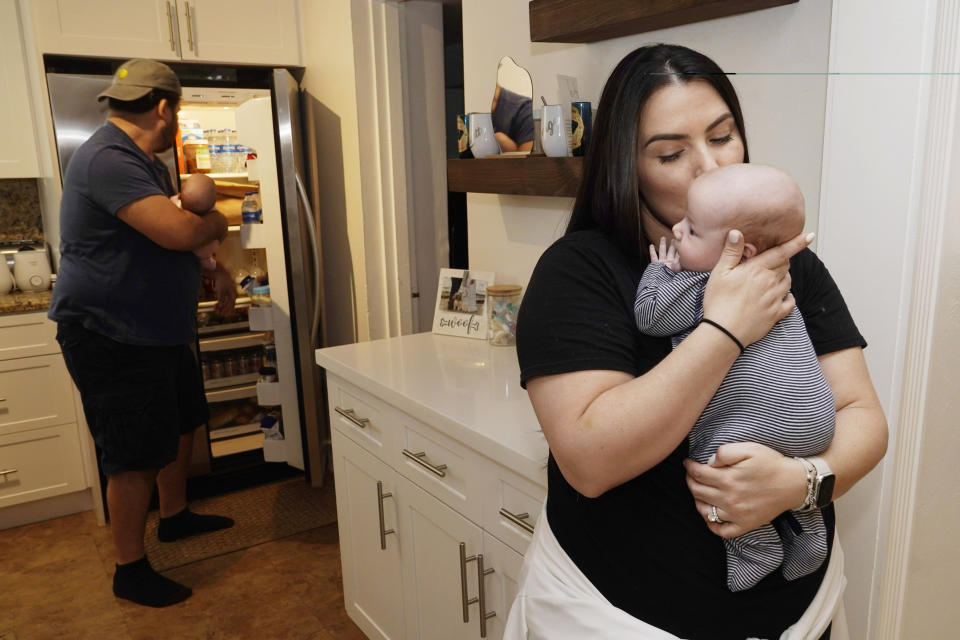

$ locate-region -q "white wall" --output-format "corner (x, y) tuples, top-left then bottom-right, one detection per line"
(461, 0), (832, 287)
(300, 0), (370, 346)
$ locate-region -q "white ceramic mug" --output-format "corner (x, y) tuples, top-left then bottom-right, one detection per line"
(541, 104), (567, 157)
(468, 112), (500, 158)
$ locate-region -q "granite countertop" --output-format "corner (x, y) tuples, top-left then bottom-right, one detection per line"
(0, 289), (52, 314)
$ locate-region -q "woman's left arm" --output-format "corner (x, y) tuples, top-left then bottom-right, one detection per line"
(685, 346), (888, 538)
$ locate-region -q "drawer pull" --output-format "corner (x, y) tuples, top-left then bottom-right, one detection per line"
(376, 480), (395, 550)
(476, 553), (496, 638)
(334, 406), (370, 429)
(185, 1), (195, 52)
(165, 1), (176, 52)
(0, 468), (17, 477)
(459, 542), (478, 623)
(499, 508), (534, 534)
(402, 449), (447, 477)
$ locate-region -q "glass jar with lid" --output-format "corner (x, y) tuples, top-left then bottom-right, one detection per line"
(486, 284), (523, 346)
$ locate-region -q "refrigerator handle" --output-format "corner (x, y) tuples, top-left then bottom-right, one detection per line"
(295, 172), (323, 350)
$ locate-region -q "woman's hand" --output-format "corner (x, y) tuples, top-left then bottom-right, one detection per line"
(702, 230), (815, 347)
(684, 442), (807, 538)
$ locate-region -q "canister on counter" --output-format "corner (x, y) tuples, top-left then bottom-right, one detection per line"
(486, 284), (522, 346)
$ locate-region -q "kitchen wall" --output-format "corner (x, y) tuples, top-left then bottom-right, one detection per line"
(299, 0), (370, 347)
(461, 0), (831, 287)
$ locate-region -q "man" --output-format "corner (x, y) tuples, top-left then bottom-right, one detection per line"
(49, 59), (236, 607)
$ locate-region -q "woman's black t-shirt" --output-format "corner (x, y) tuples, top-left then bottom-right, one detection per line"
(516, 230), (866, 640)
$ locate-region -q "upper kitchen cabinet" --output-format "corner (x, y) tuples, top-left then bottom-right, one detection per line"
(0, 0), (41, 178)
(30, 0), (302, 66)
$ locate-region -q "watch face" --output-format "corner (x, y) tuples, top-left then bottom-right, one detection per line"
(816, 473), (836, 509)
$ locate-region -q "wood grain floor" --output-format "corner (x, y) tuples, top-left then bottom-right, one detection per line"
(0, 508), (367, 639)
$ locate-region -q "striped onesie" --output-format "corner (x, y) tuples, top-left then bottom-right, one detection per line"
(635, 263), (835, 592)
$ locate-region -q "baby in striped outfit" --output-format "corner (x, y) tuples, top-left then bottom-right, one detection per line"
(635, 164), (835, 592)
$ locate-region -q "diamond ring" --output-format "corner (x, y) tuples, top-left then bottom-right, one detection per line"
(708, 505), (724, 524)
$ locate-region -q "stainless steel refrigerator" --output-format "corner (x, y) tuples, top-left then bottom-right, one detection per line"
(45, 58), (328, 486)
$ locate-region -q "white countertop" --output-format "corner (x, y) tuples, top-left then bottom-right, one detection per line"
(316, 332), (548, 487)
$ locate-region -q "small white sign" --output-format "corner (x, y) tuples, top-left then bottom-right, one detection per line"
(432, 268), (495, 339)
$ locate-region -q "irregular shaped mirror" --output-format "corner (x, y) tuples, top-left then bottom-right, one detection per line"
(491, 56), (534, 153)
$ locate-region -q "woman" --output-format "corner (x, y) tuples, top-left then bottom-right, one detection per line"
(506, 44), (887, 639)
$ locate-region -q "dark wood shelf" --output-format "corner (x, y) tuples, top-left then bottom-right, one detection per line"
(529, 0), (797, 43)
(447, 157), (583, 197)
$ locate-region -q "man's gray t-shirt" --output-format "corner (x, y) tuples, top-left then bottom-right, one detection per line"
(49, 121), (202, 346)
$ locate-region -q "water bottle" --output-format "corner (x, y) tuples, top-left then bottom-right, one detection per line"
(225, 130), (241, 174)
(241, 191), (262, 224)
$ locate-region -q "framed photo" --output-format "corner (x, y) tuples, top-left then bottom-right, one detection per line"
(432, 268), (495, 339)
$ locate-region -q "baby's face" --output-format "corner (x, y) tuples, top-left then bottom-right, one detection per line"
(671, 202), (727, 272)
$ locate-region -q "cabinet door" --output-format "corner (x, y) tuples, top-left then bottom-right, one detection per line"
(30, 0), (181, 60)
(0, 423), (85, 507)
(176, 0), (301, 65)
(0, 0), (40, 178)
(480, 532), (525, 640)
(331, 429), (405, 640)
(0, 354), (76, 436)
(398, 476), (484, 640)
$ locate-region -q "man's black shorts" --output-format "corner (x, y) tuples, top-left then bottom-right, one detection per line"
(57, 323), (210, 476)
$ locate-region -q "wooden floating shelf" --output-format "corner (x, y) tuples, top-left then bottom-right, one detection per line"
(447, 157), (582, 198)
(529, 0), (798, 43)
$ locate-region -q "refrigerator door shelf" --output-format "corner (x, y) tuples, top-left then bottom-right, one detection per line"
(248, 305), (273, 331)
(257, 381), (281, 407)
(204, 372), (260, 390)
(206, 384), (258, 404)
(209, 422), (262, 441)
(262, 437), (286, 462)
(198, 332), (268, 353)
(240, 223), (268, 249)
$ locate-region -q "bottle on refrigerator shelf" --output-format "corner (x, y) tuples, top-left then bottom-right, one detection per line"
(241, 191), (262, 224)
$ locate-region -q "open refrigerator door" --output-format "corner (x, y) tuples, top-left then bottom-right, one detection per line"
(178, 88), (304, 471)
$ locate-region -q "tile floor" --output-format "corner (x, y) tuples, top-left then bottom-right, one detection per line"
(0, 509), (366, 639)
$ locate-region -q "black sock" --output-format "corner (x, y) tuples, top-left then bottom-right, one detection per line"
(158, 507), (234, 542)
(113, 556), (192, 607)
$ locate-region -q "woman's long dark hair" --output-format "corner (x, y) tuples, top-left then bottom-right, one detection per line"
(567, 44), (750, 257)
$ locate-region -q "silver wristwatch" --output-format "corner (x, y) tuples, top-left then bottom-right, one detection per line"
(794, 456), (836, 512)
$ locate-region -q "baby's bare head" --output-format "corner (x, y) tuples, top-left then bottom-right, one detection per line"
(688, 164), (805, 254)
(180, 174), (217, 214)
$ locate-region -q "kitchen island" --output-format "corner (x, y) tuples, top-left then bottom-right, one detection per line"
(316, 332), (547, 640)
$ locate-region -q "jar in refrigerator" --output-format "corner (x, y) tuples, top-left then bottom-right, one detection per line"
(241, 191), (262, 223)
(263, 342), (277, 369)
(183, 140), (211, 174)
(251, 285), (271, 307)
(222, 355), (237, 378)
(209, 358), (224, 378)
(243, 351), (258, 374)
(200, 358), (210, 379)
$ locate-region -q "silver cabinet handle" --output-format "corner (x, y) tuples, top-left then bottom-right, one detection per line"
(0, 469), (17, 477)
(499, 508), (534, 535)
(376, 480), (395, 550)
(184, 1), (195, 52)
(402, 449), (447, 477)
(459, 542), (478, 623)
(334, 406), (369, 429)
(476, 554), (496, 638)
(165, 1), (176, 51)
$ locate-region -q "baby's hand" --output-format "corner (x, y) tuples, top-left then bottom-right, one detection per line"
(194, 239), (219, 261)
(649, 237), (681, 273)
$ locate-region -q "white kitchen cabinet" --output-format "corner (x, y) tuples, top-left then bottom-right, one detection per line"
(331, 428), (406, 640)
(0, 312), (89, 515)
(29, 0), (301, 66)
(318, 333), (549, 640)
(0, 0), (40, 178)
(397, 476), (485, 640)
(175, 0), (301, 66)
